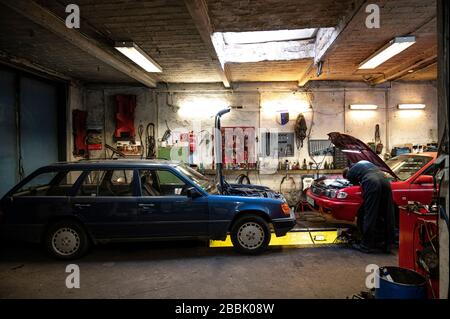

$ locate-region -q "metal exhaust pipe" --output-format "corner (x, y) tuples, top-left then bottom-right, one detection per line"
(214, 108), (231, 194)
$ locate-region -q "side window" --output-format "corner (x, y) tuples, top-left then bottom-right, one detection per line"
(139, 169), (188, 196)
(421, 163), (436, 176)
(78, 170), (135, 197)
(13, 171), (58, 197)
(46, 170), (83, 196)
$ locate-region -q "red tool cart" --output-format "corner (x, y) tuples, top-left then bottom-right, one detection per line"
(399, 203), (439, 298)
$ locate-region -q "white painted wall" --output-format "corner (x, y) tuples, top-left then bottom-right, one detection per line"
(388, 82), (438, 147)
(74, 81), (437, 177)
(156, 81), (438, 171)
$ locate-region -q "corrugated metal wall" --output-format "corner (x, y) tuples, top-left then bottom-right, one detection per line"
(0, 67), (65, 197)
(0, 68), (17, 197)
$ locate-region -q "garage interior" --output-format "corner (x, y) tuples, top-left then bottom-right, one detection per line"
(0, 0), (448, 299)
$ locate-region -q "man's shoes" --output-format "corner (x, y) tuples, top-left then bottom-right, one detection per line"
(352, 243), (372, 254)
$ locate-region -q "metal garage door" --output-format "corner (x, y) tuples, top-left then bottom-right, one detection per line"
(0, 68), (64, 197)
(0, 69), (17, 197)
(20, 76), (59, 177)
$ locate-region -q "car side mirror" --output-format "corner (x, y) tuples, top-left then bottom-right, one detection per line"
(186, 187), (202, 198)
(414, 175), (433, 184)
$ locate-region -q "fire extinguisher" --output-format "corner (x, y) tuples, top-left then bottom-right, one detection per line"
(189, 131), (196, 154)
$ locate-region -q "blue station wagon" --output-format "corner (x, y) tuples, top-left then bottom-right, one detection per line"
(0, 160), (296, 259)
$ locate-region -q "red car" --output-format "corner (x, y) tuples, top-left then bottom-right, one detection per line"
(306, 132), (437, 225)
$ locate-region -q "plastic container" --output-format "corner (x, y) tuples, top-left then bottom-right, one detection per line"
(375, 266), (427, 299)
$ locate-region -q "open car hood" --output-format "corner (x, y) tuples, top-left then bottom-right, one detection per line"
(328, 132), (399, 180)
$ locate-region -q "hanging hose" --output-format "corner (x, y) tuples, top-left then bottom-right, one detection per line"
(145, 123), (156, 159)
(236, 174), (251, 184)
(161, 120), (171, 142)
(138, 124), (144, 159)
(375, 124), (383, 154)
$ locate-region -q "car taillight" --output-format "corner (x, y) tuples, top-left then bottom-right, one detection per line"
(281, 202), (291, 216)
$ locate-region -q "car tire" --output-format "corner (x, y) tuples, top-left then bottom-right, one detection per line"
(230, 215), (271, 254)
(45, 220), (90, 260)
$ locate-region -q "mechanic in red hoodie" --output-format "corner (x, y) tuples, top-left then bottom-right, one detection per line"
(343, 160), (395, 254)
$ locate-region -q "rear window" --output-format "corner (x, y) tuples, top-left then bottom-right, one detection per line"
(386, 155), (433, 181)
(13, 170), (83, 197)
(77, 170), (135, 197)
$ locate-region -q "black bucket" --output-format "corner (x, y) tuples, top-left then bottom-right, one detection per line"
(375, 266), (427, 299)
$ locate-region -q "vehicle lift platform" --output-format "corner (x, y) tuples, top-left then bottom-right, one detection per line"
(210, 210), (357, 248)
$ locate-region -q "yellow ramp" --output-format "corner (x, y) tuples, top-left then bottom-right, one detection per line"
(209, 229), (339, 248)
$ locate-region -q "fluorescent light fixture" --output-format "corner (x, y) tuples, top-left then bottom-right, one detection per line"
(398, 104), (426, 109)
(358, 36), (416, 69)
(349, 104), (378, 110)
(114, 41), (162, 72)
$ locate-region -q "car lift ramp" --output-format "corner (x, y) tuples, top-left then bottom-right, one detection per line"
(209, 227), (346, 248)
(210, 210), (354, 248)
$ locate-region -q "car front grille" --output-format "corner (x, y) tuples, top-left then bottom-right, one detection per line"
(311, 184), (336, 198)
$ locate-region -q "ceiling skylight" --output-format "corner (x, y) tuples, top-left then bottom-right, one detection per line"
(222, 28), (317, 45)
(211, 28), (334, 67)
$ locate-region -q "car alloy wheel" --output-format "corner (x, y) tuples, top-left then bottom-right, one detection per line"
(45, 221), (89, 259)
(237, 222), (265, 250)
(230, 215), (271, 254)
(52, 227), (81, 256)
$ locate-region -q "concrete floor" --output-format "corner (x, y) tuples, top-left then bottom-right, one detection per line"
(0, 239), (397, 299)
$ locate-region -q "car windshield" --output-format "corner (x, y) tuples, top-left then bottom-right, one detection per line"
(175, 164), (218, 194)
(386, 155), (433, 181)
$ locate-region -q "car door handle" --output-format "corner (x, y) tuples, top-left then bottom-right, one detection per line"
(74, 203), (91, 208)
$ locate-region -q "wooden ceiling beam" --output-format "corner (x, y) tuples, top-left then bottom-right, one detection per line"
(299, 0), (368, 86)
(184, 0), (230, 88)
(370, 50), (437, 85)
(297, 60), (315, 87)
(0, 0), (159, 87)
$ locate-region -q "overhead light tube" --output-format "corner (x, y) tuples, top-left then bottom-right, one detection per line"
(398, 104), (426, 109)
(114, 41), (162, 72)
(349, 104), (378, 110)
(358, 36), (416, 69)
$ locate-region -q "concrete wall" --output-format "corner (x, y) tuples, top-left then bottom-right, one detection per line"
(70, 80), (438, 190)
(388, 82), (438, 147)
(156, 81), (438, 169)
(67, 84), (157, 160)
(66, 82), (85, 162)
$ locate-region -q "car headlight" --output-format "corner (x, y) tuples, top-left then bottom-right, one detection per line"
(281, 202), (291, 216)
(336, 191), (348, 199)
(325, 189), (337, 198)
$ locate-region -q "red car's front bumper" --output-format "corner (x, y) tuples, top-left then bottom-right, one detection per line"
(306, 189), (361, 222)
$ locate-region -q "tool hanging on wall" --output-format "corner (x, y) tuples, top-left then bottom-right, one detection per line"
(161, 120), (172, 143)
(145, 123), (156, 159)
(114, 94), (136, 140)
(72, 109), (88, 158)
(374, 124), (383, 154)
(294, 113), (308, 149)
(105, 144), (126, 159)
(138, 124), (144, 159)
